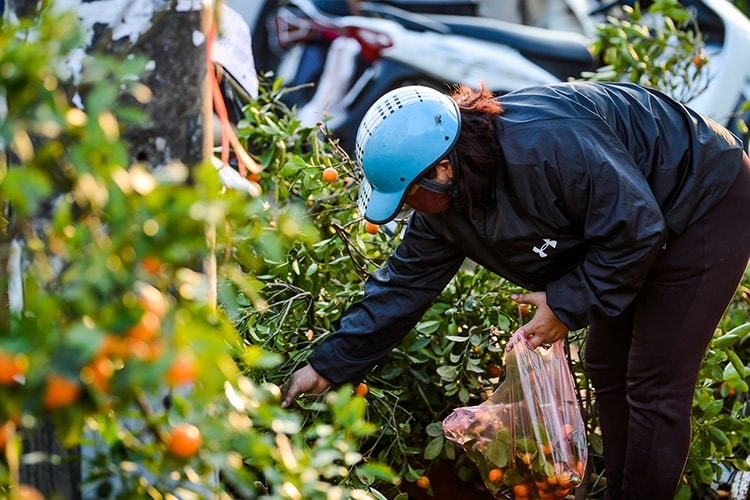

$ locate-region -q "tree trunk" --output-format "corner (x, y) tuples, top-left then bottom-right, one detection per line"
(83, 1), (206, 171)
(19, 420), (82, 500)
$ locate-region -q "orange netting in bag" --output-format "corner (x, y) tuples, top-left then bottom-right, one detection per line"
(443, 340), (587, 499)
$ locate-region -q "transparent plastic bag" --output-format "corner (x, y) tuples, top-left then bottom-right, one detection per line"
(443, 340), (587, 499)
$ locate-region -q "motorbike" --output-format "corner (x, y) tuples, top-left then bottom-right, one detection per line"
(265, 0), (750, 156)
(266, 0), (601, 151)
(266, 0), (482, 109)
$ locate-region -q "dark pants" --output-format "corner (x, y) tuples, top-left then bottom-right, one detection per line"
(585, 153), (750, 500)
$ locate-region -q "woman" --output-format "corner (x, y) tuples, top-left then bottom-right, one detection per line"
(281, 82), (750, 499)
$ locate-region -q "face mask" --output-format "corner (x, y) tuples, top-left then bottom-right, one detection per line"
(405, 185), (453, 214)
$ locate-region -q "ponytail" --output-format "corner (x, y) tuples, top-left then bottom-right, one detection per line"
(449, 83), (504, 211)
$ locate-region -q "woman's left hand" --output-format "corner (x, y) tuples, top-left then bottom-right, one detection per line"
(507, 291), (569, 350)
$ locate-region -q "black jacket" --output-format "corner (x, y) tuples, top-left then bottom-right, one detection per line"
(309, 82), (744, 384)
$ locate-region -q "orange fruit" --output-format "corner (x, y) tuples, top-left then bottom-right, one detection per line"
(43, 374), (81, 410)
(166, 352), (197, 387)
(539, 493), (557, 500)
(167, 423), (202, 458)
(364, 222), (379, 234)
(415, 476), (430, 489)
(140, 255), (162, 274)
(518, 303), (531, 318)
(0, 423), (8, 450)
(512, 483), (530, 497)
(575, 460), (585, 476)
(541, 443), (553, 455)
(692, 55), (704, 68)
(80, 356), (115, 392)
(354, 382), (368, 397)
(13, 484), (45, 500)
(488, 468), (504, 483)
(720, 381), (737, 397)
(99, 335), (129, 360)
(556, 471), (579, 489)
(127, 310), (161, 342)
(554, 488), (572, 498)
(486, 364), (502, 378)
(0, 350), (26, 385)
(322, 167), (338, 182)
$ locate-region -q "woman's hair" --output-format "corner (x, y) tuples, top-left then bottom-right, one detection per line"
(449, 83), (504, 210)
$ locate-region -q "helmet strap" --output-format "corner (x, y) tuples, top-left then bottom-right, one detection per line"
(415, 149), (461, 196)
(448, 149), (460, 200)
(416, 177), (454, 194)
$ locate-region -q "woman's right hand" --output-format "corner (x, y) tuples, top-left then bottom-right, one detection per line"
(280, 364), (332, 408)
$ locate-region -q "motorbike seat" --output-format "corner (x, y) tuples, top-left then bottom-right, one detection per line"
(428, 14), (600, 79)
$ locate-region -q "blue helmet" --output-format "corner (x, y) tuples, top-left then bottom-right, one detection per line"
(355, 85), (461, 224)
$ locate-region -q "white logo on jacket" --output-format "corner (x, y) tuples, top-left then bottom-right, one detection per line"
(533, 239), (557, 258)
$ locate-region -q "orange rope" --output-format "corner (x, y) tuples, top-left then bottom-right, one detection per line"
(205, 19), (262, 178)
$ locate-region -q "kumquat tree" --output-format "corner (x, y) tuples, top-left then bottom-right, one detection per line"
(1, 0), (749, 499)
(0, 3), (393, 499)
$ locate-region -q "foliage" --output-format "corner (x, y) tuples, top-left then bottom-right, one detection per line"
(0, 5), (393, 499)
(1, 2), (748, 500)
(677, 274), (750, 500)
(731, 0), (750, 16)
(585, 0), (749, 154)
(585, 0), (710, 105)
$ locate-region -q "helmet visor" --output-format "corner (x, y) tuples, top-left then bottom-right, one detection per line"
(358, 178), (410, 224)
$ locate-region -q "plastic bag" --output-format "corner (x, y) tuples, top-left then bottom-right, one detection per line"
(443, 340), (587, 499)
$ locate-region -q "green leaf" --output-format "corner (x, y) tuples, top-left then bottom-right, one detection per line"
(305, 262), (318, 276)
(426, 422), (444, 437)
(725, 322), (750, 339)
(83, 79), (119, 115)
(424, 436), (444, 460)
(1, 168), (53, 216)
(712, 333), (740, 349)
(459, 385), (469, 403)
(484, 429), (511, 468)
(727, 350), (748, 377)
(445, 335), (469, 342)
(356, 463), (396, 482)
(701, 399), (723, 420)
(496, 314), (511, 332)
(707, 425), (729, 446)
(732, 378), (749, 392)
(416, 320), (441, 334)
(466, 361), (485, 374)
(242, 345), (282, 369)
(436, 365), (458, 381)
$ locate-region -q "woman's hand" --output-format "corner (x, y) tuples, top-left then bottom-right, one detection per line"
(506, 291), (569, 350)
(280, 364), (332, 408)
